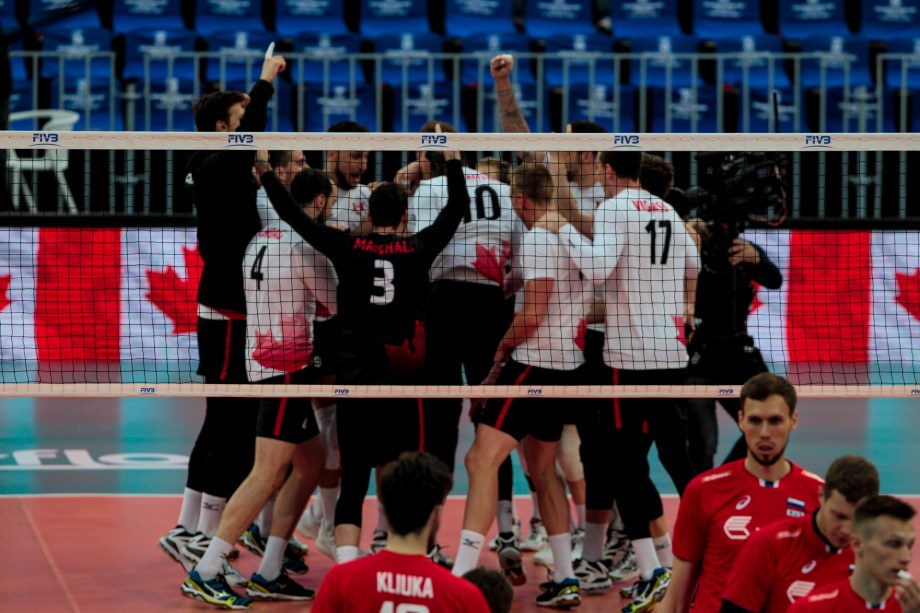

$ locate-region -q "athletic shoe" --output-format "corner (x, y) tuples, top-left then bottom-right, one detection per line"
(227, 547), (240, 560)
(521, 518), (549, 551)
(181, 569), (253, 610)
(222, 561), (249, 587)
(289, 535), (309, 557)
(604, 534), (640, 583)
(159, 526), (196, 571)
(573, 558), (613, 592)
(316, 521), (336, 560)
(296, 502), (322, 540)
(534, 543), (554, 567)
(369, 528), (388, 554)
(571, 528), (585, 561)
(536, 577), (581, 608)
(239, 524), (266, 557)
(621, 567), (671, 613)
(246, 571), (315, 601)
(496, 532), (526, 586)
(428, 544), (453, 570)
(283, 543), (309, 575)
(181, 533), (211, 565)
(489, 516), (522, 551)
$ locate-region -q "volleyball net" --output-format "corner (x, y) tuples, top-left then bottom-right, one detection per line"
(0, 131), (919, 398)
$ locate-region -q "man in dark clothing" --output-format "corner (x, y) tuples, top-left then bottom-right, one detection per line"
(264, 142), (469, 564)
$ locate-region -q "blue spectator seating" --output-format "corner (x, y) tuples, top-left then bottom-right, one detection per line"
(525, 0), (595, 38)
(194, 0), (263, 37)
(445, 0), (516, 38)
(359, 0), (429, 37)
(692, 0), (763, 39)
(274, 0), (349, 38)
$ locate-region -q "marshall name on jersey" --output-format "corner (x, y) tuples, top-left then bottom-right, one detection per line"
(672, 459), (824, 613)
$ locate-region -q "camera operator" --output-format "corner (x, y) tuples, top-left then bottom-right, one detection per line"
(674, 154), (785, 471)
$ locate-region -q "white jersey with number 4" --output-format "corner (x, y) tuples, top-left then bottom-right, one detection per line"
(560, 187), (699, 370)
(512, 227), (593, 370)
(243, 221), (338, 382)
(410, 166), (524, 287)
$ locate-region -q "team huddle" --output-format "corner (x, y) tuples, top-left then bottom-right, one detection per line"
(155, 50), (919, 613)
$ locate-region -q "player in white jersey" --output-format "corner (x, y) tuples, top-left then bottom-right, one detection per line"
(182, 168), (337, 607)
(323, 121), (372, 233)
(550, 150), (701, 613)
(254, 149), (308, 226)
(451, 162), (593, 609)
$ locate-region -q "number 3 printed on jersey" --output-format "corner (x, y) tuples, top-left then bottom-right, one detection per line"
(372, 259), (395, 305)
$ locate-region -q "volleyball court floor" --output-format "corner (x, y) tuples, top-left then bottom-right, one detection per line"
(1, 396), (918, 612)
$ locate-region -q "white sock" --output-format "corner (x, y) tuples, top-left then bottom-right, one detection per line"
(452, 530), (486, 577)
(177, 488), (202, 532)
(336, 545), (361, 563)
(549, 533), (575, 581)
(611, 503), (625, 532)
(633, 537), (660, 580)
(497, 500), (515, 534)
(320, 487), (338, 527)
(376, 500), (389, 532)
(197, 494), (225, 537)
(583, 522), (607, 562)
(256, 498), (274, 535)
(257, 536), (286, 580)
(196, 536), (234, 580)
(575, 504), (586, 530)
(654, 534), (673, 568)
(529, 490), (542, 521)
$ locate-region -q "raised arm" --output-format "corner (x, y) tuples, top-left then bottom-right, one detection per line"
(261, 171), (347, 260)
(416, 158), (469, 257)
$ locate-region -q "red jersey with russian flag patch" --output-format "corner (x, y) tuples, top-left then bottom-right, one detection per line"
(722, 512), (854, 613)
(786, 579), (902, 612)
(672, 459), (824, 613)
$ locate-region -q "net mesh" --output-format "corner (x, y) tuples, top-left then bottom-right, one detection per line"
(1, 131), (919, 398)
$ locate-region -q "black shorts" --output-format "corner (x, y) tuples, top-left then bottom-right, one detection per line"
(475, 359), (584, 443)
(312, 317), (340, 378)
(255, 369), (321, 444)
(197, 316), (248, 384)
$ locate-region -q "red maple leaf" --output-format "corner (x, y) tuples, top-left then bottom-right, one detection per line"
(574, 318), (588, 352)
(471, 241), (512, 287)
(251, 311), (313, 372)
(895, 269), (920, 322)
(145, 246), (203, 335)
(0, 275), (11, 312)
(671, 315), (687, 347)
(750, 281), (763, 314)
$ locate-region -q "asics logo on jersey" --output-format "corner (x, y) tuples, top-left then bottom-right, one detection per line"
(801, 560), (817, 574)
(723, 516), (753, 540)
(461, 538), (482, 550)
(786, 580), (816, 603)
(735, 495), (752, 510)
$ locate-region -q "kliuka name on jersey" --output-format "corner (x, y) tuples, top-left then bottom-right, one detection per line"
(376, 572), (435, 599)
(631, 199), (670, 212)
(353, 237), (416, 255)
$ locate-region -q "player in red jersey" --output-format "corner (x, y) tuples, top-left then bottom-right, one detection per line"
(656, 373), (825, 613)
(311, 452), (490, 613)
(786, 495), (919, 613)
(721, 455), (881, 613)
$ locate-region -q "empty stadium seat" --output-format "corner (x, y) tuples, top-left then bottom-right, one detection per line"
(860, 0), (920, 40)
(648, 86), (722, 132)
(564, 82), (637, 132)
(50, 77), (125, 131)
(611, 0), (681, 38)
(293, 32), (365, 86)
(444, 0), (516, 38)
(475, 81), (551, 132)
(374, 32), (445, 87)
(716, 34), (790, 88)
(359, 0), (429, 37)
(391, 81), (460, 132)
(541, 33), (615, 88)
(131, 77), (199, 130)
(808, 86), (896, 132)
(629, 35), (703, 89)
(525, 0), (595, 38)
(29, 0), (101, 30)
(194, 0), (264, 37)
(799, 35), (872, 89)
(739, 87), (802, 132)
(273, 0), (350, 38)
(460, 32), (534, 86)
(302, 82), (380, 131)
(692, 0), (764, 39)
(205, 29), (275, 87)
(40, 28), (114, 82)
(778, 0), (849, 39)
(882, 38), (920, 90)
(122, 29), (197, 83)
(112, 0), (186, 34)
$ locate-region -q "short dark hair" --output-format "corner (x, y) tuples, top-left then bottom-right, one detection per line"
(823, 456), (880, 504)
(327, 121), (369, 133)
(420, 120), (458, 133)
(192, 90), (248, 132)
(369, 182), (409, 228)
(379, 452), (453, 536)
(509, 162), (555, 205)
(739, 373), (797, 415)
(463, 568), (513, 613)
(290, 168), (333, 206)
(598, 151), (642, 181)
(568, 120), (606, 134)
(269, 150), (300, 169)
(853, 495), (917, 535)
(640, 153), (675, 199)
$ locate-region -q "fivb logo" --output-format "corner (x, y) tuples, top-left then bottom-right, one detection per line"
(420, 134), (448, 149)
(611, 134), (640, 148)
(31, 133), (60, 147)
(226, 133), (255, 147)
(804, 135), (832, 149)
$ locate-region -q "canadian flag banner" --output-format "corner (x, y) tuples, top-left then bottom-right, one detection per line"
(0, 227), (919, 384)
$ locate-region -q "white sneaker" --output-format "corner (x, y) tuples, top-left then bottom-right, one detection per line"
(369, 529), (388, 554)
(604, 532), (640, 583)
(533, 543), (554, 567)
(221, 560), (249, 587)
(520, 518), (549, 552)
(574, 558), (613, 592)
(316, 521), (336, 560)
(571, 528), (585, 561)
(489, 517), (522, 551)
(296, 502), (322, 540)
(158, 526), (195, 571)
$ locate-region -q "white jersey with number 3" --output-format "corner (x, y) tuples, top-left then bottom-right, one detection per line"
(243, 220), (338, 382)
(560, 187), (699, 370)
(410, 166), (524, 287)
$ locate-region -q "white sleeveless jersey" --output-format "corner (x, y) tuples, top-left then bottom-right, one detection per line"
(329, 185), (371, 232)
(569, 181), (607, 216)
(512, 228), (594, 371)
(243, 220), (338, 382)
(410, 166), (524, 286)
(560, 187), (699, 370)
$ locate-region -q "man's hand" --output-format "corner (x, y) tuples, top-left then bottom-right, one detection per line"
(394, 162), (423, 197)
(259, 55), (286, 83)
(490, 54), (514, 83)
(896, 574), (920, 613)
(253, 150), (272, 178)
(433, 123), (460, 161)
(728, 239), (760, 267)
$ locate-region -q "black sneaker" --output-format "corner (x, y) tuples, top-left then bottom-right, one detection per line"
(246, 571), (315, 601)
